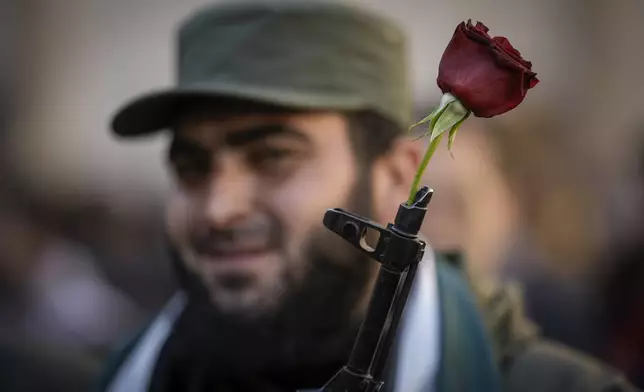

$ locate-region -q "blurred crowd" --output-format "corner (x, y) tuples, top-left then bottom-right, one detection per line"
(1, 0), (643, 390)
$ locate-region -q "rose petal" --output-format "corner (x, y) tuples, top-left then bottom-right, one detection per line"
(528, 77), (540, 88)
(491, 44), (534, 74)
(492, 36), (535, 70)
(493, 36), (521, 56)
(464, 20), (493, 44)
(474, 21), (490, 34)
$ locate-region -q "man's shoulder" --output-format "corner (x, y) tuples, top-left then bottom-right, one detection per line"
(433, 251), (640, 392)
(473, 277), (638, 391)
(505, 339), (638, 392)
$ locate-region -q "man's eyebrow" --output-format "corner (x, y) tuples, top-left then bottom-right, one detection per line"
(224, 123), (310, 146)
(167, 137), (211, 161)
(167, 123), (310, 159)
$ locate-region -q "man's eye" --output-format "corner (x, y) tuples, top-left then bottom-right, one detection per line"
(173, 160), (209, 183)
(248, 149), (300, 171)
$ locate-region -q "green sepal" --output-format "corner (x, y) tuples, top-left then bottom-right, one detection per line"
(447, 111), (470, 159)
(429, 99), (469, 143)
(408, 93), (458, 134)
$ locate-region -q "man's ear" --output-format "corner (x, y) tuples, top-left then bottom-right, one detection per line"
(372, 137), (423, 223)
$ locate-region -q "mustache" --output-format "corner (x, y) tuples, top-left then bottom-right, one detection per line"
(189, 220), (282, 256)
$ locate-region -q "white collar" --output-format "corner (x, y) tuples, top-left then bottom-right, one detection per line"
(107, 292), (187, 392)
(393, 245), (439, 392)
(107, 249), (439, 392)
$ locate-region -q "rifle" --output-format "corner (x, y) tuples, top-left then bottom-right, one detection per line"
(319, 186), (432, 392)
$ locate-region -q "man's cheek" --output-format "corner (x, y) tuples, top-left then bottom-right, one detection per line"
(271, 202), (313, 266)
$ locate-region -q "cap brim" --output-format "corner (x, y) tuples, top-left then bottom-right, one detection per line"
(110, 83), (367, 137)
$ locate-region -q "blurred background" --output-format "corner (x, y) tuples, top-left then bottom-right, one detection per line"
(1, 0), (643, 389)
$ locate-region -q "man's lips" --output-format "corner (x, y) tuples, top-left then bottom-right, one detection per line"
(195, 247), (274, 264)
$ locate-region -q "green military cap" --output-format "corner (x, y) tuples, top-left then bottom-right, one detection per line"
(110, 0), (411, 136)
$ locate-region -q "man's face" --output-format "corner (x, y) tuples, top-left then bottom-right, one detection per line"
(165, 110), (373, 318)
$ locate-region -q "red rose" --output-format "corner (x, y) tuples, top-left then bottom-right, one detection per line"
(437, 20), (539, 118)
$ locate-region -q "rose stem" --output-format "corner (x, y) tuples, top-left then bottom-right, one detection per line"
(407, 133), (444, 205)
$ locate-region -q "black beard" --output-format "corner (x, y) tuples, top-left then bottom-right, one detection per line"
(151, 174), (379, 392)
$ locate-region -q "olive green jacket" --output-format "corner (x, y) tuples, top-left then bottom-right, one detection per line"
(462, 256), (639, 392)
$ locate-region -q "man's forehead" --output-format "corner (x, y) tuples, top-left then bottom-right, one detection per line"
(173, 110), (350, 145)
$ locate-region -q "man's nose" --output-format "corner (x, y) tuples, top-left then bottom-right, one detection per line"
(203, 160), (254, 227)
